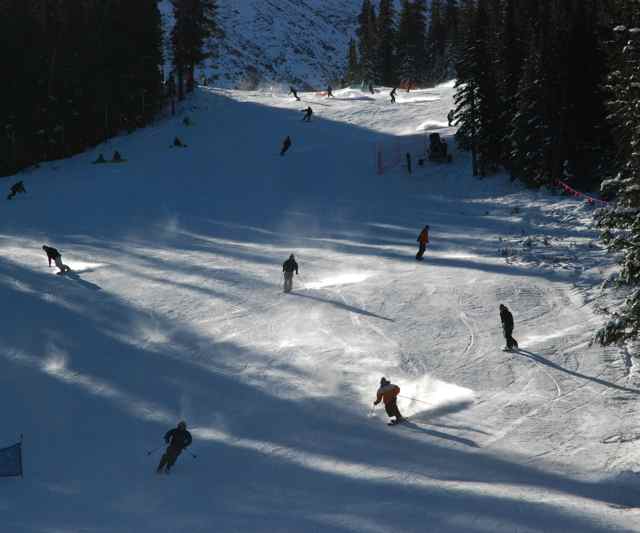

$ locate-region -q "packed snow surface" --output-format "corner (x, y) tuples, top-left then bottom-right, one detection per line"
(2, 82), (640, 532)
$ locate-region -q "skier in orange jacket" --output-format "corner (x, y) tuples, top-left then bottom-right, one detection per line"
(373, 377), (404, 424)
(416, 225), (429, 260)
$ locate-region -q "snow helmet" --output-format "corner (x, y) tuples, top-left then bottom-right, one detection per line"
(290, 254), (295, 259)
(177, 421), (187, 430)
(380, 377), (389, 387)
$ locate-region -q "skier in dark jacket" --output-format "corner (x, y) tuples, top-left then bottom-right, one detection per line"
(7, 180), (26, 200)
(327, 85), (334, 98)
(282, 254), (298, 293)
(374, 377), (404, 424)
(369, 83), (375, 95)
(390, 88), (397, 104)
(289, 86), (300, 101)
(42, 245), (71, 274)
(280, 136), (292, 156)
(447, 109), (455, 127)
(156, 421), (192, 474)
(499, 304), (518, 351)
(301, 107), (313, 122)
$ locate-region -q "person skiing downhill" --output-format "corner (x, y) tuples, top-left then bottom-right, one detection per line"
(499, 304), (519, 351)
(7, 180), (26, 200)
(289, 86), (300, 101)
(42, 245), (71, 274)
(282, 254), (298, 293)
(156, 421), (192, 474)
(280, 136), (292, 156)
(390, 87), (397, 104)
(327, 85), (334, 98)
(301, 107), (313, 122)
(416, 225), (429, 260)
(374, 377), (404, 424)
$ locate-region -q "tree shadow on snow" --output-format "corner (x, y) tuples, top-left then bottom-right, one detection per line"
(289, 290), (394, 322)
(64, 271), (101, 291)
(517, 349), (640, 395)
(400, 421), (480, 448)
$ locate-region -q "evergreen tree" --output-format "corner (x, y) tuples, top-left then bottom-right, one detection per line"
(454, 0), (501, 176)
(171, 0), (218, 99)
(345, 38), (360, 85)
(356, 0), (378, 83)
(596, 23), (640, 344)
(376, 0), (397, 86)
(427, 0), (447, 79)
(396, 0), (428, 87)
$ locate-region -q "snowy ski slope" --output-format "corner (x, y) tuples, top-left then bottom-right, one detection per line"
(1, 82), (640, 532)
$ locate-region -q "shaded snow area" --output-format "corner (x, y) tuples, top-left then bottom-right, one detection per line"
(159, 0), (362, 88)
(2, 82), (640, 532)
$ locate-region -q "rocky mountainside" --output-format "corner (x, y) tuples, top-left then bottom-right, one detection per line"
(161, 0), (362, 89)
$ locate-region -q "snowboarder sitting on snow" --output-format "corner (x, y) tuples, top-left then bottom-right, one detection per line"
(93, 154), (107, 164)
(42, 245), (71, 274)
(301, 107), (313, 122)
(7, 180), (26, 200)
(327, 85), (334, 98)
(280, 136), (292, 156)
(374, 377), (404, 424)
(499, 304), (519, 351)
(173, 136), (187, 148)
(390, 87), (397, 104)
(282, 253), (298, 293)
(157, 420), (192, 474)
(447, 109), (455, 127)
(112, 150), (124, 163)
(416, 225), (429, 260)
(289, 86), (300, 101)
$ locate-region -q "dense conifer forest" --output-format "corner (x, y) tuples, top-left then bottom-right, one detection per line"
(0, 0), (217, 177)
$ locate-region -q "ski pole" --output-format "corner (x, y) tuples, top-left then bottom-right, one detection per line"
(146, 444), (164, 456)
(398, 395), (431, 406)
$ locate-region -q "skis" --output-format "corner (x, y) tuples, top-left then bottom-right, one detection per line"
(388, 418), (407, 426)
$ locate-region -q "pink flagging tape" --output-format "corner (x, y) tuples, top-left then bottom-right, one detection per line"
(556, 179), (609, 206)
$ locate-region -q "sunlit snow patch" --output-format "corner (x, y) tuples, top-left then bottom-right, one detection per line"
(304, 272), (373, 290)
(416, 120), (449, 131)
(67, 261), (106, 274)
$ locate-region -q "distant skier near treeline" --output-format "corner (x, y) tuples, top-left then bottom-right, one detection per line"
(289, 86), (300, 101)
(156, 421), (192, 474)
(373, 377), (404, 425)
(416, 225), (429, 260)
(7, 180), (26, 200)
(301, 107), (313, 122)
(282, 254), (298, 293)
(499, 304), (519, 351)
(280, 136), (292, 156)
(390, 88), (397, 104)
(327, 85), (334, 98)
(42, 245), (71, 274)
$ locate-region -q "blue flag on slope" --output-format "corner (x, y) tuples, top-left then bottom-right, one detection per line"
(0, 441), (23, 477)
